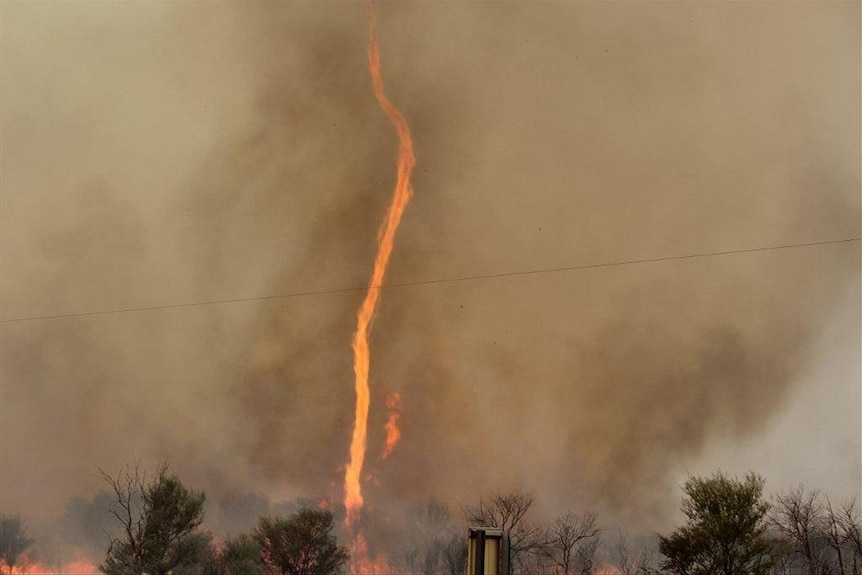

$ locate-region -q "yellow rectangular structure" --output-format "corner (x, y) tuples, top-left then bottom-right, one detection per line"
(466, 528), (509, 575)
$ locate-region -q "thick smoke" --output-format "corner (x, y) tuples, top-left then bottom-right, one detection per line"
(1, 0), (858, 557)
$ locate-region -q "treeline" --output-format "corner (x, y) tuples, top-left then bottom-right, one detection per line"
(1, 464), (349, 575)
(1, 466), (860, 574)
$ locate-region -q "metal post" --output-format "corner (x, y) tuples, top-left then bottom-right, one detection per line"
(474, 529), (485, 575)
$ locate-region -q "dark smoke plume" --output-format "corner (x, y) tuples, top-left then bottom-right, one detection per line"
(1, 0), (858, 552)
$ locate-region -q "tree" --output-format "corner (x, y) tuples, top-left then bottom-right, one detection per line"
(99, 463), (208, 575)
(401, 500), (464, 575)
(823, 498), (849, 575)
(766, 534), (797, 575)
(440, 532), (468, 575)
(825, 497), (862, 575)
(0, 515), (34, 574)
(207, 534), (265, 575)
(659, 471), (772, 575)
(768, 485), (826, 575)
(767, 487), (862, 575)
(608, 529), (656, 575)
(463, 490), (545, 572)
(253, 508), (348, 575)
(542, 511), (600, 575)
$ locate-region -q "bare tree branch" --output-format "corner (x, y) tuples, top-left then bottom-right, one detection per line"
(769, 485), (826, 575)
(463, 490), (544, 572)
(543, 511), (600, 575)
(611, 528), (655, 575)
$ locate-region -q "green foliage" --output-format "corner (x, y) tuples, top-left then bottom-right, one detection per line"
(100, 464), (207, 575)
(141, 475), (207, 573)
(163, 533), (215, 575)
(0, 515), (34, 573)
(210, 533), (265, 575)
(253, 508), (348, 575)
(659, 471), (772, 575)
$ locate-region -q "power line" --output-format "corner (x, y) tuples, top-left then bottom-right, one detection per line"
(1, 236), (858, 324)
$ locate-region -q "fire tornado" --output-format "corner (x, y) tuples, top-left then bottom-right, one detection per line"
(344, 0), (416, 528)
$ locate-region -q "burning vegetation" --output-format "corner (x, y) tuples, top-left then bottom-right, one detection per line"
(2, 469), (861, 574)
(1, 0), (859, 574)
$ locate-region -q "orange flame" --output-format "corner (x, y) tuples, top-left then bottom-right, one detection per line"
(344, 0), (416, 528)
(380, 390), (401, 460)
(1, 557), (99, 575)
(349, 531), (395, 575)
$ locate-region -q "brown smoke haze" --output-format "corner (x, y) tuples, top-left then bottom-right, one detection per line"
(1, 0), (859, 551)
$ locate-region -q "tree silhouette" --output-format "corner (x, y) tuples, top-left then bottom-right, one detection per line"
(253, 508), (348, 575)
(0, 515), (34, 574)
(99, 463), (208, 575)
(659, 471), (772, 575)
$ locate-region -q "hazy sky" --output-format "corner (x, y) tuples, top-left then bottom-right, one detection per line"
(1, 0), (859, 542)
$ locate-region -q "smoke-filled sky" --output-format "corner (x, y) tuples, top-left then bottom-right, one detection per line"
(1, 0), (859, 541)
